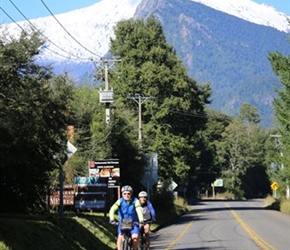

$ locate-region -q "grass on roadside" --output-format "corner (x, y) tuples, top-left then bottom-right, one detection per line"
(151, 196), (190, 231)
(0, 196), (190, 250)
(0, 212), (116, 250)
(264, 195), (290, 214)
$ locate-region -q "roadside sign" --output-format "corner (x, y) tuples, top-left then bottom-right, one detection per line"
(90, 159), (120, 188)
(168, 180), (178, 191)
(271, 181), (279, 191)
(67, 141), (77, 159)
(214, 179), (223, 187)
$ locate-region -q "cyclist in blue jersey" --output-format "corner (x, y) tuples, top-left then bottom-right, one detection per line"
(109, 185), (144, 250)
(138, 191), (156, 249)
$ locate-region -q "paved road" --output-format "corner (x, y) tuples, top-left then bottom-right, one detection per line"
(150, 199), (290, 250)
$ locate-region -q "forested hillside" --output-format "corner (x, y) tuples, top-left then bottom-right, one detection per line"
(1, 15), (289, 216)
(135, 0), (290, 127)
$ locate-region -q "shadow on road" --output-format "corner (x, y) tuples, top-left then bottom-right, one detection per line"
(156, 199), (267, 228)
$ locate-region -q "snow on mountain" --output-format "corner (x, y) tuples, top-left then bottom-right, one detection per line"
(2, 0), (289, 63)
(191, 0), (290, 33)
(2, 0), (141, 62)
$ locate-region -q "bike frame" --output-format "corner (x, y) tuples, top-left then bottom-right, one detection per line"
(121, 230), (132, 250)
(139, 220), (153, 250)
(118, 221), (139, 250)
(139, 225), (146, 250)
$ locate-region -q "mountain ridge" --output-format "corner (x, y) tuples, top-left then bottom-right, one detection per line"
(1, 0), (290, 127)
(2, 0), (289, 62)
(142, 0), (289, 126)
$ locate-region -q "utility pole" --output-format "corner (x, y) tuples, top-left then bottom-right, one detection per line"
(128, 94), (150, 148)
(270, 134), (283, 169)
(93, 58), (121, 126)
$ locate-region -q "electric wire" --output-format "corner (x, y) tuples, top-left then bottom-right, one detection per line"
(0, 7), (65, 67)
(4, 0), (90, 61)
(7, 0), (91, 61)
(0, 7), (28, 35)
(40, 0), (102, 58)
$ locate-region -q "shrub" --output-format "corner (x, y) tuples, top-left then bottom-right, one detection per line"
(279, 198), (290, 214)
(152, 190), (175, 209)
(0, 242), (11, 250)
(264, 195), (280, 211)
(215, 192), (235, 199)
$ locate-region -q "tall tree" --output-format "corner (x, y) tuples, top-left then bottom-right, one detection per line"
(197, 109), (232, 193)
(216, 109), (270, 198)
(218, 118), (249, 198)
(269, 47), (290, 190)
(0, 31), (73, 213)
(109, 16), (211, 186)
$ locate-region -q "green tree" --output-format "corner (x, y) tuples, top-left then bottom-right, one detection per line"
(0, 31), (73, 213)
(269, 48), (290, 190)
(66, 84), (101, 180)
(218, 118), (249, 198)
(239, 102), (261, 125)
(240, 125), (270, 198)
(216, 107), (270, 198)
(197, 109), (232, 194)
(109, 16), (211, 186)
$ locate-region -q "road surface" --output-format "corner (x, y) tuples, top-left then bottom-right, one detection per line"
(150, 199), (290, 250)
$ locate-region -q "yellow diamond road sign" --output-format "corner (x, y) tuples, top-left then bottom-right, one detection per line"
(271, 181), (279, 191)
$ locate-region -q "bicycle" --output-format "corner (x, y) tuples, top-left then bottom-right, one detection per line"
(139, 220), (153, 250)
(111, 219), (140, 250)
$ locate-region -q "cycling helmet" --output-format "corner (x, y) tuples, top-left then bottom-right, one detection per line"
(138, 191), (148, 197)
(121, 185), (133, 193)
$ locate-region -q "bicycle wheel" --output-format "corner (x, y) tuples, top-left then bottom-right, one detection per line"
(122, 235), (130, 250)
(139, 234), (146, 250)
(140, 241), (146, 250)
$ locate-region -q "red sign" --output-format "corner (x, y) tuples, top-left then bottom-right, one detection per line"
(49, 187), (74, 206)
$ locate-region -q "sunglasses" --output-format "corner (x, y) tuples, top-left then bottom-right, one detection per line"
(123, 192), (131, 196)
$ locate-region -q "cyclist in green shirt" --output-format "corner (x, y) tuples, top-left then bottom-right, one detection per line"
(109, 185), (144, 250)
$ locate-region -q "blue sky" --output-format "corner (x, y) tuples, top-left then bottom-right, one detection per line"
(1, 0), (289, 24)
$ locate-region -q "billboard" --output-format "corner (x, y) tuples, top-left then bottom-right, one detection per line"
(74, 177), (107, 211)
(49, 185), (74, 206)
(89, 159), (120, 188)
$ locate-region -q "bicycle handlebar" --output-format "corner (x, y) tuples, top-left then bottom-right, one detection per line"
(109, 220), (141, 226)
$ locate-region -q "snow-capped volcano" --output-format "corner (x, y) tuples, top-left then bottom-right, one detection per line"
(1, 0), (289, 63)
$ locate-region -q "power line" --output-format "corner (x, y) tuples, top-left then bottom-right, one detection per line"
(1, 7), (70, 60)
(6, 1), (90, 61)
(40, 0), (102, 58)
(0, 7), (28, 35)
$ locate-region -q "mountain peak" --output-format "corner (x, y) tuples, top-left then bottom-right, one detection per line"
(191, 0), (289, 33)
(2, 0), (289, 62)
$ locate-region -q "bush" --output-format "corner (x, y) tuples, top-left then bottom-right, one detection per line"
(152, 190), (175, 209)
(215, 192), (235, 199)
(280, 198), (290, 214)
(264, 195), (280, 211)
(0, 242), (11, 250)
(150, 191), (189, 231)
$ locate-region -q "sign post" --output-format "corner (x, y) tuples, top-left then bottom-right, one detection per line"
(271, 181), (279, 198)
(212, 179), (223, 198)
(59, 141), (77, 218)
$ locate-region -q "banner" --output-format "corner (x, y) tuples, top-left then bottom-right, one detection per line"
(89, 159), (120, 188)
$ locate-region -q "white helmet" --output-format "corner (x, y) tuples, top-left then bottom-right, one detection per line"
(138, 191), (148, 197)
(121, 185), (133, 193)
